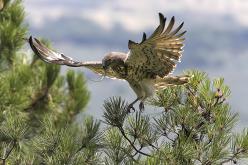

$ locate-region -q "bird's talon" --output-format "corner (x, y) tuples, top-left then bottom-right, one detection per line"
(127, 105), (135, 113)
(139, 102), (145, 112)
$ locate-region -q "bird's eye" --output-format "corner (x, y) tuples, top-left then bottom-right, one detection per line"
(106, 59), (112, 66)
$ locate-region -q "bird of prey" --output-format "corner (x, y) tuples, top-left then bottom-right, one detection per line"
(28, 13), (189, 112)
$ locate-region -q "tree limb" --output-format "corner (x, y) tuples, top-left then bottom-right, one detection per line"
(220, 148), (245, 164)
(0, 140), (17, 165)
(119, 127), (151, 157)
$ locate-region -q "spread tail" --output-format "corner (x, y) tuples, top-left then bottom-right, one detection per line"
(154, 75), (191, 90)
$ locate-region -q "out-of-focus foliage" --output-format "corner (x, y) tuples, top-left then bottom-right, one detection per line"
(0, 1), (99, 164)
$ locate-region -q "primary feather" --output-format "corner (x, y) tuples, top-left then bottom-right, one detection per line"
(126, 13), (186, 80)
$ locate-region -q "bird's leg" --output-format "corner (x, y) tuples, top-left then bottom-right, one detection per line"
(139, 101), (145, 112)
(127, 97), (140, 113)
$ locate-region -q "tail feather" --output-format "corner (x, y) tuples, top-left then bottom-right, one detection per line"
(154, 75), (191, 90)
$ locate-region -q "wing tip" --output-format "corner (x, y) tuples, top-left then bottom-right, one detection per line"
(159, 13), (166, 29)
(141, 32), (147, 43)
(179, 30), (187, 37)
(180, 22), (184, 27)
(158, 12), (164, 18)
(170, 16), (175, 24)
(158, 12), (164, 21)
(29, 36), (40, 50)
(28, 35), (37, 53)
(28, 35), (46, 62)
(28, 36), (32, 44)
(128, 40), (137, 49)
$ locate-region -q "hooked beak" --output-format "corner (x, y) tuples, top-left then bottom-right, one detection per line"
(102, 65), (108, 78)
(103, 65), (107, 70)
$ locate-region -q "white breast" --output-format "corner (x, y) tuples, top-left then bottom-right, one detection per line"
(139, 79), (155, 100)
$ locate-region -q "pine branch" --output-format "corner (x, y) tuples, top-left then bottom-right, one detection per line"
(220, 148), (245, 164)
(75, 144), (86, 154)
(162, 132), (175, 143)
(0, 140), (17, 165)
(24, 87), (49, 111)
(119, 127), (151, 157)
(132, 146), (143, 157)
(142, 138), (159, 150)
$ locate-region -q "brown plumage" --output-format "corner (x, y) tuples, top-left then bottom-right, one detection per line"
(27, 13), (190, 112)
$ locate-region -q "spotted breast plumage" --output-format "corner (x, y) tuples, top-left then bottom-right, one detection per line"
(28, 13), (190, 112)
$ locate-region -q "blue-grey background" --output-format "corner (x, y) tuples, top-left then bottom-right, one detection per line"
(24, 0), (248, 129)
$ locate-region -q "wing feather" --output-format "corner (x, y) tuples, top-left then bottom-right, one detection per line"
(126, 13), (186, 79)
(169, 22), (184, 36)
(149, 13), (166, 39)
(28, 36), (122, 79)
(163, 16), (175, 34)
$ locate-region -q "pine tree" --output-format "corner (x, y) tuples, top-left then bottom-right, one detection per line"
(102, 71), (248, 164)
(0, 1), (101, 164)
(1, 0), (248, 165)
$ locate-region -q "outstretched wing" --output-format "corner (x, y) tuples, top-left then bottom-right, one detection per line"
(126, 13), (186, 78)
(28, 36), (121, 79)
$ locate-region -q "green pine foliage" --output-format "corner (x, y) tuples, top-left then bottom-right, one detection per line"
(0, 1), (98, 164)
(0, 0), (26, 67)
(102, 71), (248, 164)
(1, 0), (248, 164)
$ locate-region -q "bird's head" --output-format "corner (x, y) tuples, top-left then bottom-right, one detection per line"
(102, 52), (127, 70)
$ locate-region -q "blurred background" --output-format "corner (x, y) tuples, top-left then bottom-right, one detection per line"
(24, 0), (248, 129)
